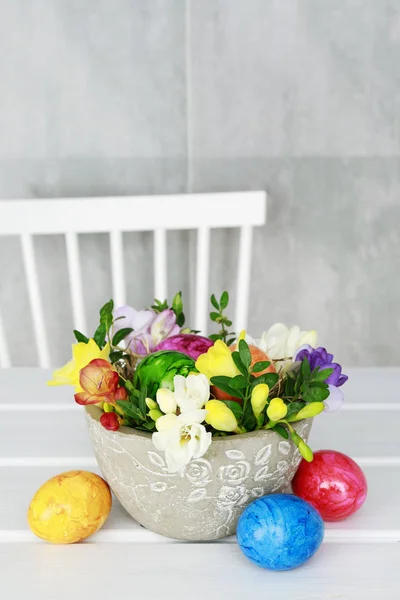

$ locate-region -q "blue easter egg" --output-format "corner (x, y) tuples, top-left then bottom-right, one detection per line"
(237, 494), (324, 570)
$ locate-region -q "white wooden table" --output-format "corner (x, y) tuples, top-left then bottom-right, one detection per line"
(1, 368), (399, 599)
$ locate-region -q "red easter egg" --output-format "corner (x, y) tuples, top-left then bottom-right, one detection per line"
(292, 450), (367, 521)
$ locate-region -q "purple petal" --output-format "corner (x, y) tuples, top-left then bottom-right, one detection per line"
(323, 363), (342, 386)
(325, 385), (344, 412)
(337, 373), (349, 387)
(294, 344), (313, 362)
(151, 309), (178, 338)
(113, 305), (137, 332)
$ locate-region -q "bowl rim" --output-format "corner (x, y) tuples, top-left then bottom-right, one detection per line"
(85, 405), (309, 444)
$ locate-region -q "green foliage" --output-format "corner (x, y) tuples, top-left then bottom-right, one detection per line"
(251, 361), (271, 373)
(112, 328), (134, 346)
(238, 339), (251, 370)
(208, 291), (235, 344)
(73, 330), (89, 344)
(221, 400), (243, 421)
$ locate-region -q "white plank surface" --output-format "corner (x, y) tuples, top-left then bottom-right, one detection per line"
(0, 368), (399, 598)
(1, 543), (399, 600)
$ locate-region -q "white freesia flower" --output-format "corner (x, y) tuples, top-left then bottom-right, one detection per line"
(152, 410), (212, 473)
(259, 323), (317, 361)
(173, 373), (210, 413)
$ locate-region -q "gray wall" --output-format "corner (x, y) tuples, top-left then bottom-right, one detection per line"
(0, 0), (399, 367)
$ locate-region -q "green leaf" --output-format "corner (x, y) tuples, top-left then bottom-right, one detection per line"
(272, 424), (289, 439)
(172, 291), (183, 315)
(227, 337), (236, 347)
(140, 421), (157, 431)
(300, 358), (311, 381)
(210, 312), (220, 322)
(238, 339), (251, 370)
(73, 330), (89, 344)
(93, 323), (107, 349)
(209, 334), (221, 342)
(231, 351), (248, 377)
(220, 291), (229, 310)
(252, 373), (279, 388)
(176, 312), (185, 327)
(109, 350), (124, 363)
(112, 328), (134, 346)
(285, 401), (306, 420)
(138, 384), (148, 418)
(228, 375), (249, 390)
(100, 299), (114, 318)
(251, 361), (271, 373)
(221, 400), (243, 420)
(210, 376), (235, 396)
(312, 367), (334, 383)
(303, 382), (330, 403)
(116, 401), (144, 422)
(242, 401), (257, 431)
(210, 294), (219, 310)
(222, 318), (233, 327)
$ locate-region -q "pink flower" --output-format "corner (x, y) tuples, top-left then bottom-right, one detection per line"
(74, 359), (119, 405)
(113, 306), (180, 355)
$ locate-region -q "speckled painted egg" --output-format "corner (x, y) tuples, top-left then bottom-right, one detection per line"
(292, 450), (367, 521)
(237, 494), (324, 570)
(27, 471), (112, 544)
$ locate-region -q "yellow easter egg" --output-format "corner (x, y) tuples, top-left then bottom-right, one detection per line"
(27, 471), (112, 544)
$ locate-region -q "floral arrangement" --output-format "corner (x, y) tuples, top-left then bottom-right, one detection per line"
(49, 292), (348, 474)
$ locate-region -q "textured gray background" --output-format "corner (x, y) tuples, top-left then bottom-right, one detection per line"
(0, 0), (399, 367)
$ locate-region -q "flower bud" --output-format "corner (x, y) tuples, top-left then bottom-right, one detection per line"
(103, 402), (114, 413)
(251, 384), (269, 418)
(100, 412), (121, 431)
(115, 386), (128, 401)
(295, 402), (325, 420)
(156, 388), (177, 414)
(298, 440), (313, 462)
(267, 397), (288, 421)
(205, 400), (237, 432)
(148, 409), (163, 422)
(146, 397), (158, 410)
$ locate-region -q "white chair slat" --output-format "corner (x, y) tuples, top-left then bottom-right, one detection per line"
(0, 192), (266, 235)
(0, 192), (267, 366)
(110, 230), (126, 307)
(65, 232), (87, 334)
(195, 227), (210, 334)
(154, 228), (167, 301)
(0, 308), (11, 368)
(20, 234), (50, 368)
(235, 225), (253, 333)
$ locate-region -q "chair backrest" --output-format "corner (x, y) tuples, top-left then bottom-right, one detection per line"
(0, 191), (266, 368)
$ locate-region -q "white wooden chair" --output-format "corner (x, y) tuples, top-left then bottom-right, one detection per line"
(0, 191), (266, 368)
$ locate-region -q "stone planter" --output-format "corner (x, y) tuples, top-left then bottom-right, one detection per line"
(85, 405), (312, 541)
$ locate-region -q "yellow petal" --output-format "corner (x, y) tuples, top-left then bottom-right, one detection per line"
(205, 400), (237, 432)
(195, 340), (240, 380)
(47, 340), (110, 391)
(267, 397), (288, 422)
(251, 384), (269, 418)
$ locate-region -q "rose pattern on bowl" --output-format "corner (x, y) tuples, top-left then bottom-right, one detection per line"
(85, 407), (312, 541)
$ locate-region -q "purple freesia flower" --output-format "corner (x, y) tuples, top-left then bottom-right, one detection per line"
(113, 306), (180, 355)
(294, 344), (348, 412)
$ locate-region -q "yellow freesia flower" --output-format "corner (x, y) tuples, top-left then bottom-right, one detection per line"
(195, 340), (240, 380)
(47, 339), (110, 392)
(267, 397), (288, 422)
(251, 383), (269, 418)
(205, 399), (237, 432)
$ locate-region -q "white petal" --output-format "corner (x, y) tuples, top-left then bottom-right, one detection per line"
(152, 430), (172, 452)
(178, 409), (207, 426)
(165, 442), (192, 473)
(131, 309), (156, 333)
(173, 375), (187, 403)
(297, 329), (317, 351)
(261, 323), (289, 359)
(185, 374), (210, 408)
(156, 413), (178, 432)
(156, 388), (177, 414)
(286, 325), (301, 357)
(190, 424), (212, 459)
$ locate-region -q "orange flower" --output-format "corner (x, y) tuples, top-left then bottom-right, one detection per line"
(74, 359), (119, 405)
